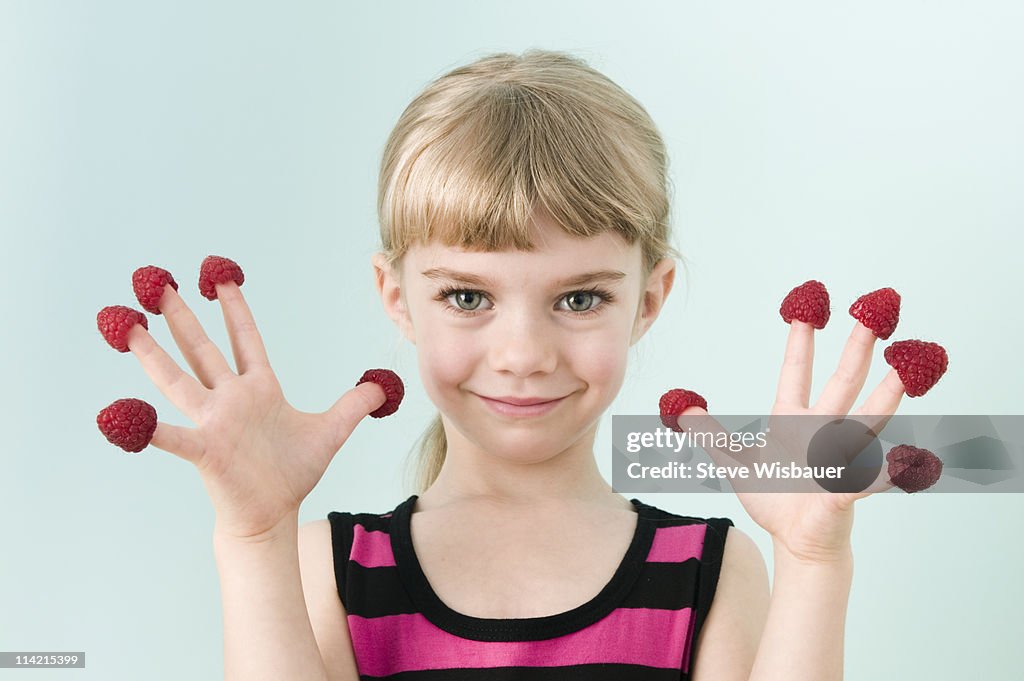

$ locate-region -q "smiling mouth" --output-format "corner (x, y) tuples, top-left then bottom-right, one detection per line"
(482, 396), (565, 406)
(476, 394), (568, 417)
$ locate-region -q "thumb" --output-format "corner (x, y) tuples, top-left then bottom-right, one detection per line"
(323, 381), (388, 449)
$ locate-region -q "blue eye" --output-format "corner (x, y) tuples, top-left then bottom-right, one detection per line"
(434, 286), (615, 319)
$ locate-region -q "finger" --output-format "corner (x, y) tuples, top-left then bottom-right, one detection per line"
(834, 462), (898, 505)
(814, 322), (877, 416)
(149, 421), (206, 466)
(323, 381), (389, 449)
(679, 407), (771, 494)
(675, 407), (756, 467)
(127, 324), (209, 422)
(851, 369), (905, 426)
(775, 321), (814, 410)
(213, 281), (272, 374)
(158, 284), (235, 389)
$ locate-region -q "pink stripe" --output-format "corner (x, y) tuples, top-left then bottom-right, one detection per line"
(680, 600), (698, 674)
(350, 523), (396, 568)
(647, 524), (707, 563)
(348, 608), (693, 676)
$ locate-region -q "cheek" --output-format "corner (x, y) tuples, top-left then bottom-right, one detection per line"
(413, 321), (478, 401)
(570, 327), (631, 388)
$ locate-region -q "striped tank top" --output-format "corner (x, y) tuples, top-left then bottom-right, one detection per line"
(327, 494), (733, 680)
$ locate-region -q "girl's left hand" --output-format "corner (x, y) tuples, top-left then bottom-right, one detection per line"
(681, 320), (906, 564)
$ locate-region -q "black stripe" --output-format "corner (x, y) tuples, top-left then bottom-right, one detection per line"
(343, 558), (703, 619)
(345, 563), (417, 618)
(327, 511), (355, 611)
(625, 559), (701, 611)
(687, 518), (734, 674)
(358, 662), (683, 681)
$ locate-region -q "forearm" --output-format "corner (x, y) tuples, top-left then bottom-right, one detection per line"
(213, 510), (329, 681)
(747, 543), (854, 681)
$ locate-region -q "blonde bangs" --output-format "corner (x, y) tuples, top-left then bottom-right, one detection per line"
(378, 50), (677, 276)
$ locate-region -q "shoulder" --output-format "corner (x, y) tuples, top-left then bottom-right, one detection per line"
(690, 524), (770, 681)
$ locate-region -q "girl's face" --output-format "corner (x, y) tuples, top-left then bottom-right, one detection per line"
(373, 215), (674, 467)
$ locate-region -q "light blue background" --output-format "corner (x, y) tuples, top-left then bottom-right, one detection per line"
(3, 1), (1022, 679)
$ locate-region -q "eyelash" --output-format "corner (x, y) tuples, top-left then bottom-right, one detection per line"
(434, 285), (616, 319)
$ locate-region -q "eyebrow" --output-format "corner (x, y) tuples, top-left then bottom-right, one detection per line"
(420, 267), (628, 288)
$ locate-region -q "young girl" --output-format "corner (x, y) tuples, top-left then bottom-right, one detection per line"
(126, 49), (913, 680)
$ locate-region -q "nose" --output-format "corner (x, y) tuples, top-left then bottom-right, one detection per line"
(486, 308), (558, 377)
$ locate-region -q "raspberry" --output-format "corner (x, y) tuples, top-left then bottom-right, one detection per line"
(849, 287), (901, 340)
(97, 305), (149, 353)
(883, 339), (948, 397)
(355, 369), (405, 418)
(779, 280), (830, 329)
(96, 398), (158, 452)
(199, 255), (245, 300)
(659, 388), (708, 432)
(886, 444), (943, 493)
(132, 265), (179, 315)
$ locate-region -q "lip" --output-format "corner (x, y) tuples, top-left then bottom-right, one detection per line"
(477, 394), (567, 417)
(486, 395), (564, 406)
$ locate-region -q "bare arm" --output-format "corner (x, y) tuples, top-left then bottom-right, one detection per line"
(690, 526), (771, 681)
(689, 529), (854, 681)
(213, 510), (331, 681)
(747, 543), (854, 681)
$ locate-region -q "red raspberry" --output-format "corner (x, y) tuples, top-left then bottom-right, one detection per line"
(779, 280), (830, 329)
(132, 265), (178, 315)
(659, 388), (708, 432)
(97, 305), (149, 353)
(96, 398), (158, 452)
(199, 255), (245, 300)
(849, 287), (901, 340)
(355, 369), (405, 418)
(883, 339), (948, 397)
(886, 444), (943, 493)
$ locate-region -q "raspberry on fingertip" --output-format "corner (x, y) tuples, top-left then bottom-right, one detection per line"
(849, 287), (901, 340)
(780, 280), (831, 329)
(659, 388), (708, 433)
(97, 305), (149, 353)
(886, 444), (943, 493)
(356, 369), (405, 418)
(97, 398), (158, 452)
(199, 255), (245, 300)
(883, 339), (948, 397)
(132, 265), (178, 315)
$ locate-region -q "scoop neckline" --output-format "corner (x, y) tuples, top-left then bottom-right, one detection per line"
(390, 493), (656, 641)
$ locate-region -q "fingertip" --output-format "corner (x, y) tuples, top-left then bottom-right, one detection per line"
(883, 369), (906, 396)
(357, 379), (387, 410)
(126, 322), (150, 350)
(852, 321), (877, 344)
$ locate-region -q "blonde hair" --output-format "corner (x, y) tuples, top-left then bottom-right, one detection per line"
(376, 49), (681, 495)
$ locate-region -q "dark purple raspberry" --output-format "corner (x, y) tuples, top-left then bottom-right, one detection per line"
(886, 444), (943, 493)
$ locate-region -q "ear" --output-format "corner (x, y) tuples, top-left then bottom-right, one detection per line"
(631, 258), (676, 346)
(371, 252), (416, 345)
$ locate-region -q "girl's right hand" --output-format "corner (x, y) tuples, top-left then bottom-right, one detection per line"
(123, 278), (389, 541)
